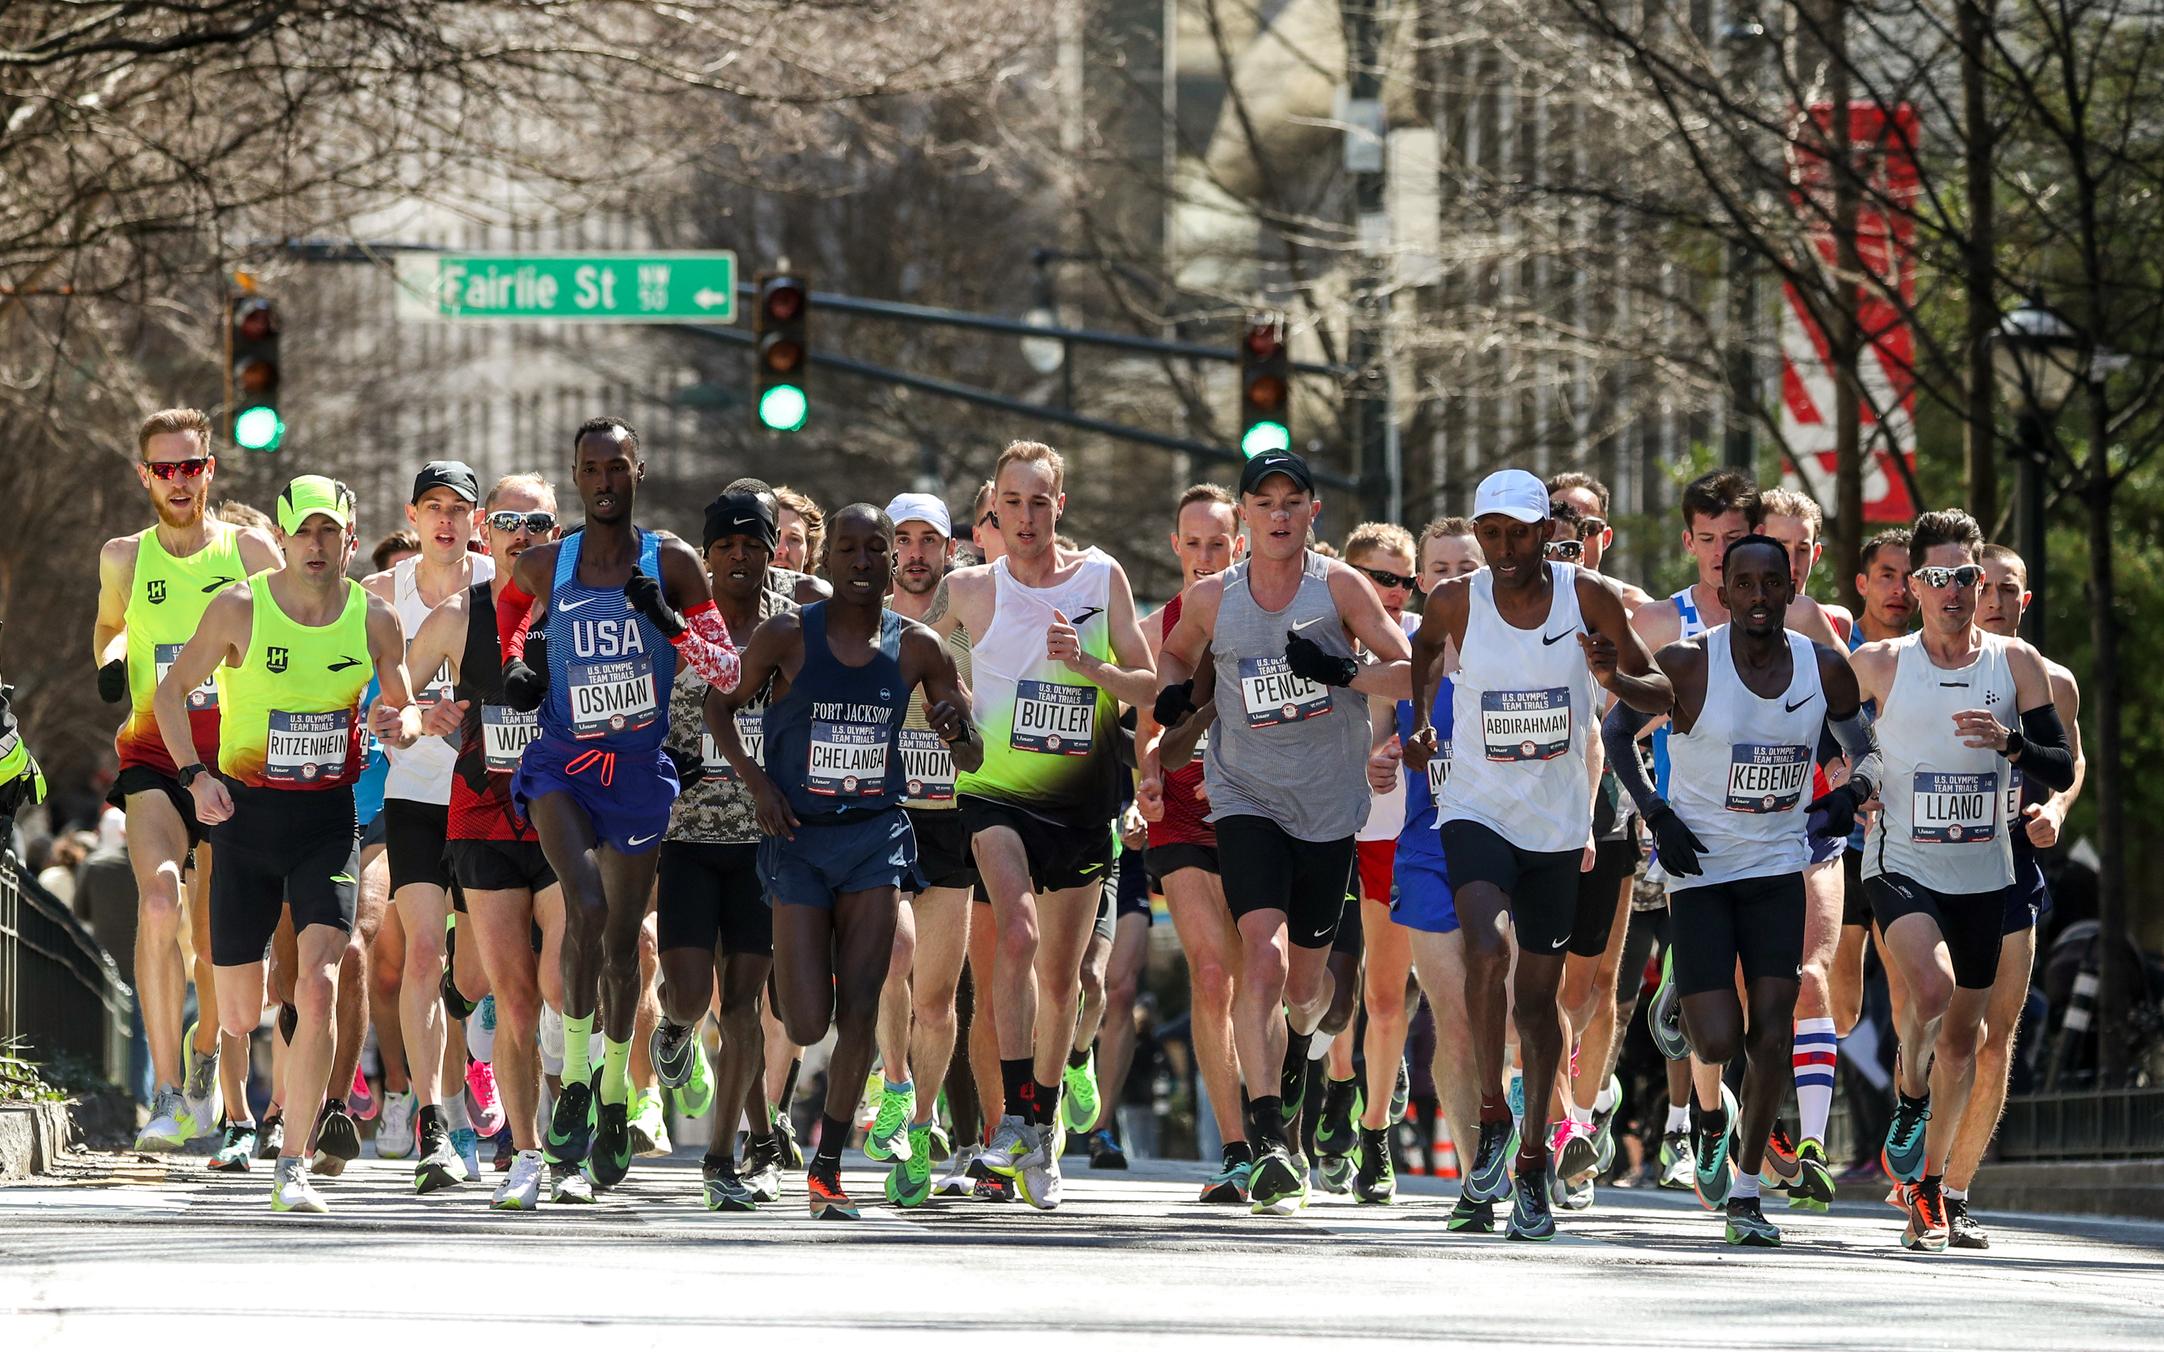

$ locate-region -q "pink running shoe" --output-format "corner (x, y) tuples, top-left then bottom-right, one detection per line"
(350, 1066), (378, 1122)
(465, 1058), (506, 1138)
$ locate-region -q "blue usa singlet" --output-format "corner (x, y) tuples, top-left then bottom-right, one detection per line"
(538, 528), (677, 754)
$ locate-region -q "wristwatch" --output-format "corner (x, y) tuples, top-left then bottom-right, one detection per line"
(178, 762), (209, 789)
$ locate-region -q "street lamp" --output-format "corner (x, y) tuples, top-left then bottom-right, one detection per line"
(1989, 296), (2085, 647)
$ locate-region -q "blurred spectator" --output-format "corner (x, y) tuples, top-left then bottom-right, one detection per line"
(36, 830), (89, 907)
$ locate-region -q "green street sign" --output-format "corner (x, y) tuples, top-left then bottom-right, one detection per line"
(396, 252), (737, 323)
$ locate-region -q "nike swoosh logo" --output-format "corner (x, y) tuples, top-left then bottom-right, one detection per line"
(627, 833), (657, 847)
(1541, 630), (1573, 645)
(557, 596), (600, 612)
(1785, 695), (1814, 712)
(1290, 616), (1331, 635)
(330, 874), (356, 885)
(1068, 607), (1104, 625)
(327, 658), (363, 672)
(201, 576), (236, 593)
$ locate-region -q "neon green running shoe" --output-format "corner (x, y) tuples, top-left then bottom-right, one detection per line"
(885, 1124), (935, 1207)
(866, 1080), (915, 1162)
(1061, 1050), (1100, 1135)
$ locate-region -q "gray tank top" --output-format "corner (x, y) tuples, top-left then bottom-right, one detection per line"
(1204, 552), (1371, 841)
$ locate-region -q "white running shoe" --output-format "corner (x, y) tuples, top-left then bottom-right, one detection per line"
(135, 1087), (190, 1153)
(934, 1143), (981, 1197)
(548, 1161), (595, 1204)
(494, 1150), (545, 1211)
(983, 1115), (1029, 1178)
(1015, 1124), (1063, 1211)
(181, 1031), (221, 1143)
(376, 1090), (417, 1159)
(270, 1158), (328, 1214)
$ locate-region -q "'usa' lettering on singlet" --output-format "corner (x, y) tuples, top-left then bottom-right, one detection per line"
(1480, 689), (1570, 762)
(155, 642), (218, 710)
(482, 705), (539, 773)
(1724, 743), (1809, 814)
(900, 728), (955, 801)
(1012, 679), (1094, 755)
(1912, 771), (1998, 844)
(265, 710), (348, 784)
(1237, 655), (1332, 728)
(701, 706), (765, 781)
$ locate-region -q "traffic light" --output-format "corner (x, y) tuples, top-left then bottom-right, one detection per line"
(227, 294), (284, 452)
(754, 272), (809, 432)
(1238, 315), (1291, 457)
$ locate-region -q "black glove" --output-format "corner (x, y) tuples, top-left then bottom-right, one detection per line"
(98, 658), (128, 704)
(501, 633), (548, 713)
(1152, 680), (1195, 728)
(1646, 802), (1708, 878)
(1285, 631), (1359, 688)
(1806, 780), (1871, 840)
(625, 569), (685, 639)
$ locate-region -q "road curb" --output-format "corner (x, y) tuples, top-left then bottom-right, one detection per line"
(0, 1100), (75, 1179)
(1973, 1158), (2164, 1220)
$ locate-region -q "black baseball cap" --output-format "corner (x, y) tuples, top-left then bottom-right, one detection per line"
(704, 490), (779, 551)
(412, 460), (479, 504)
(1238, 449), (1315, 497)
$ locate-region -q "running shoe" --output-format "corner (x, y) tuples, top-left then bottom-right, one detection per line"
(982, 1115), (1030, 1179)
(1555, 1171), (1596, 1212)
(866, 1081), (915, 1162)
(1317, 1153), (1355, 1195)
(180, 1021), (221, 1142)
(1507, 1165), (1557, 1241)
(494, 1149), (545, 1211)
(629, 1086), (671, 1158)
(1658, 1128), (1695, 1191)
(451, 1126), (483, 1180)
(1200, 1155), (1252, 1205)
(439, 953), (477, 1021)
(741, 1133), (785, 1204)
(589, 1095), (633, 1190)
(1902, 1176), (1950, 1252)
(806, 1162), (859, 1219)
(415, 1123), (465, 1193)
(1353, 1126), (1395, 1204)
(1650, 951), (1691, 1061)
(885, 1124), (936, 1207)
(1787, 1138), (1836, 1212)
(1947, 1197), (1990, 1249)
(1725, 1196), (1782, 1247)
(1016, 1123), (1063, 1210)
(310, 1100), (362, 1177)
(1061, 1052), (1101, 1135)
(548, 1161), (595, 1204)
(1691, 1106), (1733, 1210)
(1554, 1119), (1599, 1184)
(1590, 1073), (1622, 1173)
(377, 1090), (418, 1160)
(1087, 1128), (1128, 1170)
(465, 1058), (505, 1138)
(927, 1121), (952, 1164)
(349, 1066), (377, 1122)
(652, 1021), (715, 1119)
(1447, 1195), (1496, 1233)
(1389, 1057), (1411, 1123)
(774, 1109), (806, 1170)
(973, 1173), (1016, 1202)
(270, 1157), (327, 1214)
(703, 1156), (759, 1212)
(1506, 1071), (1525, 1122)
(134, 1086), (190, 1153)
(255, 1111), (285, 1160)
(1760, 1121), (1802, 1190)
(1289, 1148), (1313, 1210)
(934, 1143), (980, 1197)
(1279, 1051), (1309, 1137)
(1314, 1077), (1360, 1163)
(542, 1079), (593, 1167)
(1248, 1143), (1304, 1216)
(1463, 1119), (1516, 1204)
(492, 1126), (514, 1172)
(209, 1119), (258, 1172)
(1881, 1091), (1932, 1184)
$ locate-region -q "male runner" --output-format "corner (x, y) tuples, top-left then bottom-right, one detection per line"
(650, 489), (795, 1212)
(869, 491), (980, 1206)
(1135, 483), (1253, 1203)
(1156, 449), (1411, 1215)
(711, 503), (981, 1218)
(1941, 541), (2084, 1247)
(95, 408), (279, 1151)
(398, 473), (568, 1208)
(1603, 534), (1877, 1246)
(1849, 509), (2074, 1252)
(155, 475), (422, 1213)
(499, 417), (741, 1192)
(1409, 468), (1670, 1240)
(926, 442), (1158, 1210)
(361, 460), (493, 1191)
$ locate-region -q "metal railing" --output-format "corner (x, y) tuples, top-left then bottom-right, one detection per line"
(1996, 1086), (2164, 1162)
(0, 851), (132, 1083)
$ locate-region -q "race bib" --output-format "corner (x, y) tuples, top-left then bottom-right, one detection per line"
(1912, 771), (1998, 844)
(418, 660), (455, 709)
(481, 704), (539, 774)
(1725, 743), (1810, 814)
(1237, 655), (1333, 728)
(900, 727), (956, 802)
(1427, 738), (1453, 805)
(264, 710), (350, 784)
(700, 707), (765, 782)
(2004, 768), (2024, 828)
(154, 642), (218, 710)
(1012, 679), (1095, 755)
(807, 720), (889, 797)
(568, 659), (658, 740)
(1480, 689), (1571, 762)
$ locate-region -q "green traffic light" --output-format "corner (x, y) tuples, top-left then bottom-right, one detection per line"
(758, 384), (808, 432)
(234, 405), (285, 452)
(1240, 420), (1290, 458)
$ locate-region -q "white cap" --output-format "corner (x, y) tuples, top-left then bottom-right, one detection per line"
(1472, 468), (1551, 523)
(885, 492), (952, 538)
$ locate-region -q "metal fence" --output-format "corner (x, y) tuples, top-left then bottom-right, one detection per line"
(0, 851), (132, 1082)
(1997, 1086), (2164, 1162)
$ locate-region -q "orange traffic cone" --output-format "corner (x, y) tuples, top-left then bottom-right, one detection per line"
(1430, 1116), (1460, 1179)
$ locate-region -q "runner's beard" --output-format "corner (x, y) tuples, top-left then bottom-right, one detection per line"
(151, 489), (207, 530)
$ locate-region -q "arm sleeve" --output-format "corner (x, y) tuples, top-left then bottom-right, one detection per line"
(669, 601), (741, 694)
(1601, 701), (1663, 818)
(497, 576), (536, 661)
(1827, 706), (1882, 799)
(2012, 703), (2076, 792)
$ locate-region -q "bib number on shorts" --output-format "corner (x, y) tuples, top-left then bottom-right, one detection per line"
(808, 720), (889, 797)
(265, 710), (349, 784)
(155, 642), (218, 710)
(568, 659), (658, 740)
(1725, 742), (1809, 814)
(482, 704), (539, 774)
(900, 727), (956, 802)
(1912, 770), (1998, 844)
(1012, 679), (1094, 755)
(1427, 739), (1453, 805)
(1236, 654), (1333, 728)
(1479, 688), (1570, 762)
(701, 707), (765, 782)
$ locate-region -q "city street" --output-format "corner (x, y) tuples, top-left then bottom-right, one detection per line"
(5, 1150), (2161, 1348)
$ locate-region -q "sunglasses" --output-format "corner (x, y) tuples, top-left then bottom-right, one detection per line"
(1914, 564), (1983, 590)
(143, 457), (213, 480)
(977, 511), (998, 533)
(1357, 564), (1418, 591)
(486, 510), (557, 535)
(1544, 539), (1585, 562)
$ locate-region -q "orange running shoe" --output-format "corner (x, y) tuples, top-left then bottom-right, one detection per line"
(807, 1167), (860, 1220)
(1903, 1178), (1949, 1253)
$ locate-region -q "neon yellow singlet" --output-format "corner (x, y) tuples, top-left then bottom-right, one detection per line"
(218, 578), (372, 790)
(115, 522), (249, 772)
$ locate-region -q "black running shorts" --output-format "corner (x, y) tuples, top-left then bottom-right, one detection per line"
(111, 764), (206, 851)
(1214, 814), (1355, 951)
(908, 809), (978, 892)
(1667, 872), (1805, 997)
(1438, 818), (1581, 956)
(1569, 834), (1642, 958)
(657, 840), (772, 957)
(1840, 848), (1872, 928)
(1866, 872), (2005, 990)
(448, 838), (557, 895)
(209, 784), (359, 966)
(382, 797), (451, 893)
(959, 795), (1113, 894)
(1146, 841), (1218, 887)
